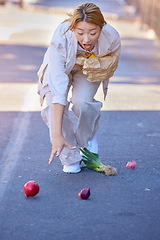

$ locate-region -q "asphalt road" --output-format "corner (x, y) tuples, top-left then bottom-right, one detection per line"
(0, 111), (160, 240)
(0, 1), (160, 240)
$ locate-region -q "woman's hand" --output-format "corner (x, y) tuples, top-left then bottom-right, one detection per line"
(48, 103), (76, 164)
(48, 133), (76, 164)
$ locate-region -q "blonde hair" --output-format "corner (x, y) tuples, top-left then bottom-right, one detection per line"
(63, 2), (106, 34)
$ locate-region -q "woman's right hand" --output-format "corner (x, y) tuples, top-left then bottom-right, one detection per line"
(48, 133), (76, 164)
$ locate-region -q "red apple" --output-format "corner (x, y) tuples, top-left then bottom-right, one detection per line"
(24, 181), (39, 197)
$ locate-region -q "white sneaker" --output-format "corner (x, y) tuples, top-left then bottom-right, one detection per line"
(63, 162), (81, 173)
(87, 132), (98, 154)
(80, 132), (98, 156)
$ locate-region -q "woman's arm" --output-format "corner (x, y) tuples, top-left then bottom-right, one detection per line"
(48, 103), (76, 164)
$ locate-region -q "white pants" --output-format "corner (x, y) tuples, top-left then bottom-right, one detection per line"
(41, 68), (102, 165)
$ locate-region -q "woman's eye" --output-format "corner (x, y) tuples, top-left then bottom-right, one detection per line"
(78, 33), (83, 35)
(90, 32), (96, 36)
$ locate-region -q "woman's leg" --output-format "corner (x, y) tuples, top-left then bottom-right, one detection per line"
(71, 70), (102, 151)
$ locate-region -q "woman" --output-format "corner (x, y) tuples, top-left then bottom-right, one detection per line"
(37, 2), (121, 173)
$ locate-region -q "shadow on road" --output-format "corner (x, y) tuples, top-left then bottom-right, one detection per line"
(0, 44), (46, 83)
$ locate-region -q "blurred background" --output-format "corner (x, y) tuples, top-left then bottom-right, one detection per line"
(0, 1), (160, 240)
(1, 0), (160, 37)
(0, 0), (159, 112)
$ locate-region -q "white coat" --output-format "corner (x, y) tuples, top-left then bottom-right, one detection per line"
(37, 21), (121, 106)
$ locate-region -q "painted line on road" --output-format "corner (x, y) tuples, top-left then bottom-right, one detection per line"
(0, 85), (38, 201)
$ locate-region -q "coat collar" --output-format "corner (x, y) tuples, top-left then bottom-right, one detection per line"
(98, 24), (112, 56)
(65, 31), (77, 74)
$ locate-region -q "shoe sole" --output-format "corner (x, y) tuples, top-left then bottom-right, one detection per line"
(63, 168), (82, 174)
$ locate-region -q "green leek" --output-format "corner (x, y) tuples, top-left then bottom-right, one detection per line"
(80, 148), (117, 176)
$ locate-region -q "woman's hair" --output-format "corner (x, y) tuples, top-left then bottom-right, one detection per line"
(63, 2), (106, 34)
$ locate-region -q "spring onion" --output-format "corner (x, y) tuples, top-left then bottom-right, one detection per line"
(80, 148), (117, 176)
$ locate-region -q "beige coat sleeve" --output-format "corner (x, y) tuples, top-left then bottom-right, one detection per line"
(103, 32), (121, 100)
(45, 24), (70, 106)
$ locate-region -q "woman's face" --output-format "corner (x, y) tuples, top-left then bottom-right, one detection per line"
(74, 21), (101, 51)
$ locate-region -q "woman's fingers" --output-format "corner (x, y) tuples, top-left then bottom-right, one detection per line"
(48, 148), (57, 164)
(48, 146), (63, 164)
(48, 139), (76, 164)
(65, 142), (76, 150)
(56, 149), (62, 158)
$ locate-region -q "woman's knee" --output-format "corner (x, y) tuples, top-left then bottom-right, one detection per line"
(71, 98), (91, 117)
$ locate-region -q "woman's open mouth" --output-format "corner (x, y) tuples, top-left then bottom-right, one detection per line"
(83, 44), (92, 50)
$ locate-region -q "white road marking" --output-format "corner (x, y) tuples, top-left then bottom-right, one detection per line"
(0, 85), (38, 201)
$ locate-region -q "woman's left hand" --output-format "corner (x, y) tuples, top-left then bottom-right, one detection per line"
(48, 133), (76, 164)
